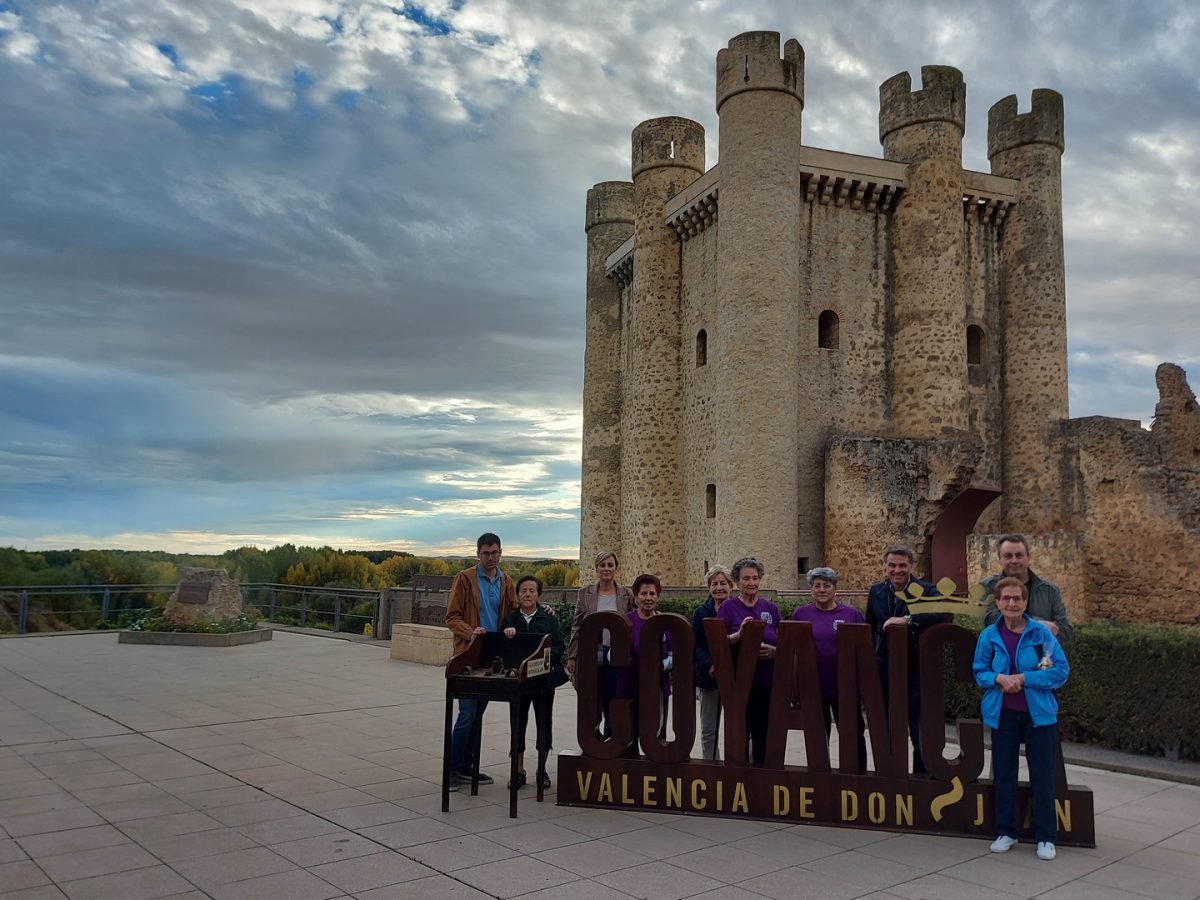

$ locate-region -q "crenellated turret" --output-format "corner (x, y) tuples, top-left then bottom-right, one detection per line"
(621, 117), (704, 582)
(988, 90), (1069, 531)
(714, 31), (807, 588)
(580, 181), (633, 571)
(880, 66), (969, 438)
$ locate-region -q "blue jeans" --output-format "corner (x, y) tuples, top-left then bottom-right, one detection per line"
(449, 699), (488, 775)
(992, 707), (1057, 843)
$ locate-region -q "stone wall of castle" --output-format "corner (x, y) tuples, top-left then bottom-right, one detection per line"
(581, 31), (1196, 617)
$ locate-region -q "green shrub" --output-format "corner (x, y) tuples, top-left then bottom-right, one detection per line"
(128, 611), (258, 634)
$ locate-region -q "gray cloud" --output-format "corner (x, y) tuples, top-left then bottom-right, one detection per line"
(0, 0), (1196, 553)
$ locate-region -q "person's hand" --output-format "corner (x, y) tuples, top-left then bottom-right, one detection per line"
(709, 665), (716, 677)
(741, 616), (756, 627)
(472, 626), (486, 637)
(1040, 620), (1060, 637)
(884, 616), (908, 628)
(567, 659), (576, 675)
(503, 627), (516, 638)
(758, 644), (776, 660)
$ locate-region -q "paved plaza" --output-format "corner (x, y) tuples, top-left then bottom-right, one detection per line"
(1, 630), (1198, 899)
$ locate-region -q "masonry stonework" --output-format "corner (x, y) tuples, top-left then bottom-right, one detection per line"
(581, 30), (1200, 617)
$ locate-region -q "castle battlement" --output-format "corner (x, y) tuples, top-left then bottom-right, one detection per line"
(879, 66), (966, 143)
(631, 116), (705, 179)
(988, 89), (1065, 158)
(715, 31), (804, 113)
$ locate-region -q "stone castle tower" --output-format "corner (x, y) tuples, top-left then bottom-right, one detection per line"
(581, 32), (1200, 620)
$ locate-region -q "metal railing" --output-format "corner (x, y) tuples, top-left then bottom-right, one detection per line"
(0, 582), (386, 637)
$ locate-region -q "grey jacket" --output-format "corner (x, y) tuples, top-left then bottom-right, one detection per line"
(565, 581), (634, 664)
(982, 569), (1074, 644)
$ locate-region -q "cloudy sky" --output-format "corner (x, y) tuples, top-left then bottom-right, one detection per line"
(1, 1), (1196, 559)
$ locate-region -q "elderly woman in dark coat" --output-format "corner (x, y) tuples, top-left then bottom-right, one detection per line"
(692, 565), (733, 760)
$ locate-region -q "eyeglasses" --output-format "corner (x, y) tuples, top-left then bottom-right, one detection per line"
(478, 550), (501, 558)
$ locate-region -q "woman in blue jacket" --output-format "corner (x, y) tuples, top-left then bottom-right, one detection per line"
(973, 576), (1069, 861)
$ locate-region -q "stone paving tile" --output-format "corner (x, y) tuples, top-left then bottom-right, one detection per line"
(359, 818), (469, 849)
(594, 860), (725, 899)
(170, 846), (296, 887)
(808, 848), (944, 890)
(234, 813), (343, 844)
(1120, 844), (1200, 879)
(483, 818), (592, 853)
(50, 770), (144, 792)
(690, 888), (775, 900)
(740, 864), (864, 900)
(139, 825), (260, 861)
(518, 881), (635, 900)
(454, 855), (579, 899)
(532, 839), (655, 878)
(0, 807), (106, 838)
(600, 823), (717, 860)
(34, 843), (160, 883)
(404, 834), (521, 872)
(0, 836), (29, 863)
(857, 831), (990, 868)
(153, 773), (243, 796)
(0, 886), (70, 900)
(354, 872), (493, 899)
(280, 787), (381, 813)
(16, 824), (133, 859)
(269, 831), (382, 866)
(1082, 861), (1200, 900)
(0, 859), (53, 892)
(90, 794), (194, 823)
(671, 843), (790, 884)
(70, 782), (172, 807)
(206, 797), (303, 826)
(939, 850), (1106, 897)
(547, 808), (654, 839)
(322, 801), (419, 829)
(115, 810), (223, 841)
(56, 864), (196, 900)
(886, 873), (1023, 900)
(1037, 882), (1148, 900)
(205, 868), (345, 900)
(0, 795), (83, 820)
(0, 780), (60, 803)
(307, 851), (437, 892)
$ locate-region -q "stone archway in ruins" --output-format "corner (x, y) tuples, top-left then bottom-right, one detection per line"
(930, 487), (1001, 590)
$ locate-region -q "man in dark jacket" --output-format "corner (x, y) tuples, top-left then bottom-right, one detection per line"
(864, 544), (941, 775)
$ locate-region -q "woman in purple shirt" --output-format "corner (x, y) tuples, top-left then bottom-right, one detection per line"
(616, 573), (673, 756)
(792, 567), (867, 771)
(715, 557), (779, 765)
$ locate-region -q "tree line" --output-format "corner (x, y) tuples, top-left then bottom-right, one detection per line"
(0, 546), (580, 591)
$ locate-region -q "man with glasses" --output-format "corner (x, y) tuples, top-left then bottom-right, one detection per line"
(444, 532), (517, 790)
(981, 534), (1073, 644)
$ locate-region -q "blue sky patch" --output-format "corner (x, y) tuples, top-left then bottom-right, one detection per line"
(394, 3), (453, 36)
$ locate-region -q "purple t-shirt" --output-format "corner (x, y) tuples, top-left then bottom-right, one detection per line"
(998, 621), (1029, 713)
(716, 596), (781, 687)
(615, 611), (673, 700)
(792, 603), (865, 700)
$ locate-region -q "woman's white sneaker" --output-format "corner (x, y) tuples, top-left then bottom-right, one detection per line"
(1037, 842), (1057, 860)
(990, 835), (1018, 853)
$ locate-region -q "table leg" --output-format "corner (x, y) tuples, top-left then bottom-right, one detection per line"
(508, 695), (521, 818)
(442, 688), (453, 813)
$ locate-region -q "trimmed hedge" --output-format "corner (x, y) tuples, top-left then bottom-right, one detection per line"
(554, 597), (1200, 761)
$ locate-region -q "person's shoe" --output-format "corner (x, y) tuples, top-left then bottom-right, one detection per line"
(1036, 842), (1057, 860)
(447, 773), (460, 793)
(539, 772), (552, 790)
(990, 835), (1018, 853)
(462, 769), (494, 785)
(506, 771), (527, 789)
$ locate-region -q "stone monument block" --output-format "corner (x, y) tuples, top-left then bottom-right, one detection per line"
(164, 568), (243, 626)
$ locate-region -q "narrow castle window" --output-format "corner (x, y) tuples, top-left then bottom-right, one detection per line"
(696, 329), (708, 367)
(818, 310), (840, 349)
(967, 325), (985, 365)
(706, 484), (716, 518)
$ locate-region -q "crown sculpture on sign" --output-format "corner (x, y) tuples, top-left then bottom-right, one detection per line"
(895, 578), (989, 615)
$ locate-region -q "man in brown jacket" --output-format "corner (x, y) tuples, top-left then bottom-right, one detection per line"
(444, 532), (517, 790)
